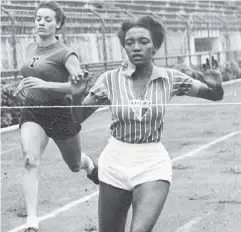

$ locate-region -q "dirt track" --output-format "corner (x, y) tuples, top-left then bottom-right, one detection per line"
(1, 81), (241, 232)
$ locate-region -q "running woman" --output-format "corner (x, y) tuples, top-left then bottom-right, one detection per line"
(72, 16), (224, 232)
(13, 2), (98, 231)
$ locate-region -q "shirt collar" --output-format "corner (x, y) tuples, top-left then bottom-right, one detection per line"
(120, 60), (169, 80)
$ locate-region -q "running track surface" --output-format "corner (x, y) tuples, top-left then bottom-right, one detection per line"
(1, 81), (241, 232)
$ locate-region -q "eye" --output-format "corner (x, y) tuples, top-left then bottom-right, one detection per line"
(36, 17), (41, 22)
(45, 17), (52, 22)
(125, 39), (134, 46)
(140, 39), (149, 44)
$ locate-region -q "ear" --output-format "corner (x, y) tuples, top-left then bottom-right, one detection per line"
(56, 22), (61, 30)
(152, 45), (158, 55)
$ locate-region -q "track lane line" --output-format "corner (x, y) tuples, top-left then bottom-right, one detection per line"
(1, 125), (110, 155)
(174, 210), (214, 231)
(175, 216), (203, 232)
(172, 130), (241, 163)
(5, 130), (241, 232)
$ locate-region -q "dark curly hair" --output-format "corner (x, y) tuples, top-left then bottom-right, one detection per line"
(117, 16), (165, 51)
(35, 1), (66, 30)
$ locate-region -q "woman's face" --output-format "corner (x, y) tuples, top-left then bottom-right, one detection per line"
(124, 27), (156, 66)
(35, 8), (60, 38)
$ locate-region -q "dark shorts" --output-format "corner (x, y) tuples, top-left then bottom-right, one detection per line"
(19, 99), (81, 140)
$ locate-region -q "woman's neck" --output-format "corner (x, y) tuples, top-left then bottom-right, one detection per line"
(133, 63), (153, 80)
(37, 36), (57, 47)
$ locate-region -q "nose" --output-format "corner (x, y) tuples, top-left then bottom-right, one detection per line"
(133, 42), (141, 51)
(38, 19), (45, 26)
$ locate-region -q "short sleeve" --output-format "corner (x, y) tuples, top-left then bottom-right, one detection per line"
(82, 72), (110, 105)
(60, 47), (78, 65)
(171, 69), (203, 97)
(25, 43), (35, 59)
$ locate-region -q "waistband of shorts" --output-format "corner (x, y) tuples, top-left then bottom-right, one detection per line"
(24, 96), (70, 106)
(109, 136), (163, 149)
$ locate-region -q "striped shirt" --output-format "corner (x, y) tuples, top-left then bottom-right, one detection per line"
(83, 61), (203, 144)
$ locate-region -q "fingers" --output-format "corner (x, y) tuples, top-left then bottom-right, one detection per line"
(206, 58), (211, 69)
(13, 83), (27, 99)
(13, 77), (40, 97)
(204, 69), (221, 77)
(13, 87), (22, 97)
(18, 90), (27, 101)
(22, 77), (45, 89)
(71, 71), (83, 84)
(71, 70), (90, 84)
(13, 80), (25, 96)
(83, 71), (91, 82)
(22, 77), (38, 84)
(203, 57), (219, 70)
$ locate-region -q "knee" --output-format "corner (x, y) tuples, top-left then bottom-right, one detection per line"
(131, 224), (153, 232)
(23, 152), (40, 170)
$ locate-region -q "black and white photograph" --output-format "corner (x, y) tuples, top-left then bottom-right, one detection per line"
(1, 0), (241, 231)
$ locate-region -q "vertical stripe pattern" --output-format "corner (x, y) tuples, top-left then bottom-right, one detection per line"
(84, 62), (201, 143)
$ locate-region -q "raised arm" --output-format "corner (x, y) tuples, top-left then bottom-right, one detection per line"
(194, 69), (224, 101)
(172, 69), (224, 101)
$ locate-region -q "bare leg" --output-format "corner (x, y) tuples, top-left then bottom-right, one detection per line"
(130, 180), (170, 232)
(54, 133), (96, 176)
(99, 182), (132, 232)
(20, 122), (49, 228)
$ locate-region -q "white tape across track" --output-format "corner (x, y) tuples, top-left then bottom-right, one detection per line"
(1, 79), (240, 134)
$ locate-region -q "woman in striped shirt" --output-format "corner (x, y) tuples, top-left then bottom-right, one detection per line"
(73, 16), (224, 232)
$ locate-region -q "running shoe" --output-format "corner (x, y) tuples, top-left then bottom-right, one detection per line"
(24, 227), (38, 232)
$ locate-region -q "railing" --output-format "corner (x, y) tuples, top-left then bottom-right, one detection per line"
(1, 50), (240, 81)
(1, 3), (240, 78)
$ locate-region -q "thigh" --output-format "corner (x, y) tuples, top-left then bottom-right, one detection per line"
(53, 133), (82, 171)
(130, 180), (170, 232)
(20, 122), (49, 163)
(99, 181), (132, 232)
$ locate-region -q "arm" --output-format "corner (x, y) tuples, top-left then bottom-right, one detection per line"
(64, 54), (97, 123)
(46, 81), (72, 93)
(70, 72), (110, 123)
(191, 69), (224, 101)
(14, 55), (86, 96)
(71, 95), (104, 124)
(13, 78), (72, 97)
(38, 55), (89, 94)
(172, 69), (224, 101)
(42, 53), (88, 94)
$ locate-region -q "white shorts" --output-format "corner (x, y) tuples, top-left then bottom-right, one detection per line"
(98, 137), (172, 191)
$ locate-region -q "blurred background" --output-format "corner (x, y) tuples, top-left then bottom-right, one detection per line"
(1, 0), (241, 77)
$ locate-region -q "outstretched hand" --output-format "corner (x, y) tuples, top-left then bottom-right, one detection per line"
(201, 57), (222, 88)
(200, 69), (222, 88)
(70, 69), (91, 95)
(192, 57), (222, 89)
